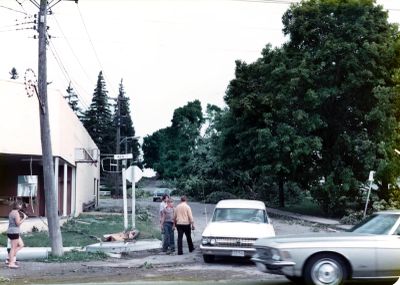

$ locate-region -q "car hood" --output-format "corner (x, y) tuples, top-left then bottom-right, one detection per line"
(254, 232), (387, 248)
(202, 222), (275, 238)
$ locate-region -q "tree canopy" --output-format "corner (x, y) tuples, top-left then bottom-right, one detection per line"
(143, 0), (400, 216)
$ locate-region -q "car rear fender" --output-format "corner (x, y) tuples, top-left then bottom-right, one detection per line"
(302, 251), (353, 279)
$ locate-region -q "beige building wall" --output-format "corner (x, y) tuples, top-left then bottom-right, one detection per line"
(0, 79), (100, 217)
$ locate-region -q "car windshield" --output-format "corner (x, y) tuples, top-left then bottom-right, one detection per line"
(212, 208), (267, 223)
(351, 213), (400, 235)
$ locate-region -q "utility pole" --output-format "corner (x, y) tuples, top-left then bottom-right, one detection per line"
(114, 94), (121, 196)
(34, 0), (78, 256)
(37, 0), (63, 257)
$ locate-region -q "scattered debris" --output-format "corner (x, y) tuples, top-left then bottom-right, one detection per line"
(103, 230), (139, 242)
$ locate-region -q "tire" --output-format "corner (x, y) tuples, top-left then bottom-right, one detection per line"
(285, 275), (305, 284)
(304, 254), (348, 285)
(203, 254), (215, 263)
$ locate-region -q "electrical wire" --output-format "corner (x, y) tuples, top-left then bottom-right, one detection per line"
(0, 4), (26, 14)
(75, 3), (116, 94)
(48, 36), (89, 110)
(51, 13), (95, 94)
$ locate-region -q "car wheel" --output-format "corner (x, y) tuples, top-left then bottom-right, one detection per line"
(203, 254), (215, 263)
(304, 254), (348, 285)
(285, 275), (305, 284)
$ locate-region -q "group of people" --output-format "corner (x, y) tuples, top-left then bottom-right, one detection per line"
(159, 194), (195, 255)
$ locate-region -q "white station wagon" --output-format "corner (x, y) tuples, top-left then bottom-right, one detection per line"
(200, 199), (275, 263)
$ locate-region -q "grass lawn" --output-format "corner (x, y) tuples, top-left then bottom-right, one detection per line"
(0, 211), (159, 261)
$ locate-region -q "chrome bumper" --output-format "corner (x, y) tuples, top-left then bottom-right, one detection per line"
(200, 244), (255, 257)
(251, 256), (296, 275)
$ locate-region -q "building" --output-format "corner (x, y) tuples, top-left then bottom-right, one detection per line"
(0, 79), (100, 217)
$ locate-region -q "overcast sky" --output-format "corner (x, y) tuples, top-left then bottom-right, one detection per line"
(0, 0), (399, 138)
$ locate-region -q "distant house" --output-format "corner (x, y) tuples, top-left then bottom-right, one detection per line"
(0, 79), (100, 217)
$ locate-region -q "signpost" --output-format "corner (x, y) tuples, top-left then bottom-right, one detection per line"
(113, 154), (143, 230)
(114, 153), (133, 160)
(126, 165), (143, 229)
(363, 171), (375, 218)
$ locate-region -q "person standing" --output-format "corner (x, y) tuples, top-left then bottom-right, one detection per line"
(159, 194), (169, 247)
(174, 196), (195, 255)
(160, 198), (175, 254)
(7, 201), (27, 269)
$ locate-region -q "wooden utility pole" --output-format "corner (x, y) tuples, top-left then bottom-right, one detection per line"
(38, 0), (63, 256)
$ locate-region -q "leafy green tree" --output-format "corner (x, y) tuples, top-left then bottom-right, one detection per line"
(142, 100), (203, 179)
(82, 71), (114, 155)
(221, 48), (324, 207)
(281, 0), (400, 214)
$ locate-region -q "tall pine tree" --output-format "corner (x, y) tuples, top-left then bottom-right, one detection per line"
(64, 82), (82, 117)
(114, 79), (140, 161)
(82, 71), (114, 155)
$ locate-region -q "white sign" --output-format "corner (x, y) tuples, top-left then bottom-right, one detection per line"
(113, 153), (133, 160)
(368, 171), (375, 182)
(126, 165), (143, 183)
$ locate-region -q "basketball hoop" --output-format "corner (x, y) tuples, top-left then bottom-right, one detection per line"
(101, 157), (122, 173)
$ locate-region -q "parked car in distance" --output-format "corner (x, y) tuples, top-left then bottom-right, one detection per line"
(152, 189), (170, 202)
(252, 211), (400, 285)
(200, 199), (275, 263)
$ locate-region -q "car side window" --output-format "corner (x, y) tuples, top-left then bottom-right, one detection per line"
(394, 225), (400, 235)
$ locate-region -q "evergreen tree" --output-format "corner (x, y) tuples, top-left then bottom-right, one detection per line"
(64, 82), (82, 116)
(114, 79), (139, 161)
(82, 71), (114, 155)
(9, 67), (18, 79)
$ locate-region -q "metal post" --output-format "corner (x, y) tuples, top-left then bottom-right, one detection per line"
(363, 171), (375, 218)
(122, 168), (128, 231)
(131, 161), (135, 229)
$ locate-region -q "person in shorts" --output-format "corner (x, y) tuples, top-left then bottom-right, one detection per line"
(7, 201), (27, 269)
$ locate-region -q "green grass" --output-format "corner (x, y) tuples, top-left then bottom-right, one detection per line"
(43, 250), (108, 263)
(0, 213), (158, 248)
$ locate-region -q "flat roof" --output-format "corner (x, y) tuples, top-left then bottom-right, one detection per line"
(215, 199), (266, 210)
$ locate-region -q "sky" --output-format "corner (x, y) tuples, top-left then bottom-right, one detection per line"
(0, 0), (400, 139)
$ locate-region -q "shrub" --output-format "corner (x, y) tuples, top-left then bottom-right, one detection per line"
(340, 210), (364, 225)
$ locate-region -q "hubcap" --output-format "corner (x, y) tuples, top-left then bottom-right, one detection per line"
(311, 259), (342, 285)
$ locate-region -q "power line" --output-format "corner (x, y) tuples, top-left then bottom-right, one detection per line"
(0, 4), (26, 14)
(51, 12), (94, 88)
(75, 3), (116, 94)
(0, 19), (35, 30)
(47, 36), (89, 110)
